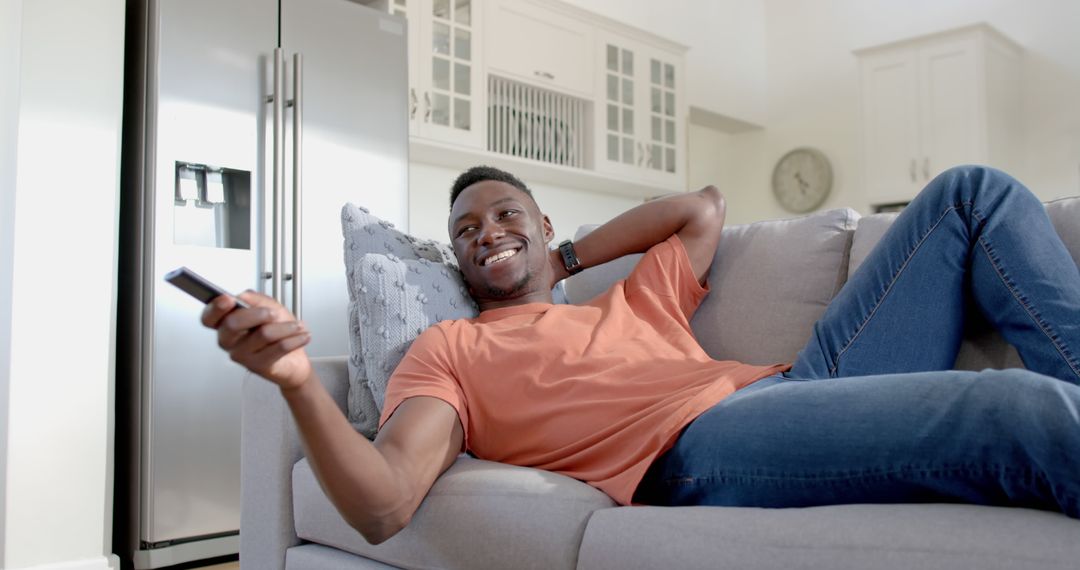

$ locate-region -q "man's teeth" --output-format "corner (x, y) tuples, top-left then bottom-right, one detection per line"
(484, 249), (518, 266)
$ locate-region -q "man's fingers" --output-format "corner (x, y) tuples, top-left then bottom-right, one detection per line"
(247, 331), (312, 369)
(230, 320), (308, 355)
(201, 295), (238, 328)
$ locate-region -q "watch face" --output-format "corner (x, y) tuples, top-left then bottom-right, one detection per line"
(772, 148), (833, 213)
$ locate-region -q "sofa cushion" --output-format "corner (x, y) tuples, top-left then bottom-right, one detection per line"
(565, 208), (859, 365)
(292, 456), (616, 570)
(577, 504), (1080, 570)
(849, 196), (1080, 372)
(354, 253), (478, 412)
(341, 204), (461, 436)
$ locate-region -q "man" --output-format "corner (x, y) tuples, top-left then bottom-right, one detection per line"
(203, 165), (1080, 544)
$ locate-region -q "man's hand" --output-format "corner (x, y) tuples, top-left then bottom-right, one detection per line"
(200, 291), (312, 391)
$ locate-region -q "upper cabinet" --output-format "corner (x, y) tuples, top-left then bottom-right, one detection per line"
(386, 0), (486, 148)
(855, 24), (1022, 207)
(369, 0), (688, 197)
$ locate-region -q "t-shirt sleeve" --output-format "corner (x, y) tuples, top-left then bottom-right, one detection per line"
(378, 325), (469, 448)
(625, 234), (709, 319)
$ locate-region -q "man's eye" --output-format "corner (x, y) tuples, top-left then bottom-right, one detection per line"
(457, 226), (476, 237)
(499, 210), (517, 219)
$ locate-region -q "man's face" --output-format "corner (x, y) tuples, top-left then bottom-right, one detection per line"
(449, 180), (554, 304)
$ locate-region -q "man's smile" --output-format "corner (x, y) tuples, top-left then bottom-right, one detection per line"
(479, 246), (522, 266)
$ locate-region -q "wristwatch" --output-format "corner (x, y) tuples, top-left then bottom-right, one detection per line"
(558, 239), (583, 275)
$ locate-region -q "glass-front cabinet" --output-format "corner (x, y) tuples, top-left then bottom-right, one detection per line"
(596, 30), (684, 188)
(386, 0), (485, 148)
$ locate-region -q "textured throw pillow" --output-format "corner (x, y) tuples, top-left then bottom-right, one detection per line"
(564, 208), (860, 365)
(341, 203), (461, 437)
(354, 253), (478, 412)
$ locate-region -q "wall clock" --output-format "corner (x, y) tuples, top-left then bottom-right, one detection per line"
(772, 147), (833, 213)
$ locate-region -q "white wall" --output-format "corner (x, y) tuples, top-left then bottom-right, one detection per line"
(408, 162), (642, 244)
(700, 0), (1080, 225)
(0, 0), (23, 562)
(1, 0), (125, 568)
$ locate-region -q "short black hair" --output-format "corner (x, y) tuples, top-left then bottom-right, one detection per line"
(449, 165), (535, 209)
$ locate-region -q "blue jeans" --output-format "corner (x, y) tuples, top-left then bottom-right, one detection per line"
(634, 166), (1080, 516)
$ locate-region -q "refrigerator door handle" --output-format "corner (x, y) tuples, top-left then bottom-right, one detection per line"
(291, 52), (303, 319)
(271, 47), (285, 302)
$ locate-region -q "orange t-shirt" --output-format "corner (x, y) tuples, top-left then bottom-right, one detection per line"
(379, 235), (789, 505)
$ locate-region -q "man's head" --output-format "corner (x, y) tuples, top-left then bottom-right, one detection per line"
(448, 166), (555, 310)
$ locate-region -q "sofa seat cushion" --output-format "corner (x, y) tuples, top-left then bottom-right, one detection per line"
(577, 504), (1080, 570)
(292, 455), (616, 570)
(566, 208), (859, 365)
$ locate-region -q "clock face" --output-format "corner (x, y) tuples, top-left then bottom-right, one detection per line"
(772, 148), (833, 213)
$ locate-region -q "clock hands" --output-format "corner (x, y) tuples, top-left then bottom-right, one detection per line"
(794, 172), (810, 195)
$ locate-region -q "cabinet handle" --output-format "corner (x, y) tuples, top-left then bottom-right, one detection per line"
(423, 91), (431, 123)
(909, 159), (916, 183)
(534, 70), (555, 80)
(409, 88), (418, 119)
(923, 157), (930, 180)
(637, 142), (645, 167)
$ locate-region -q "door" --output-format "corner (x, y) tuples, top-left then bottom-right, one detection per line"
(281, 0), (410, 358)
(860, 48), (921, 205)
(644, 47), (681, 183)
(919, 38), (981, 183)
(147, 0), (273, 544)
(596, 33), (646, 179)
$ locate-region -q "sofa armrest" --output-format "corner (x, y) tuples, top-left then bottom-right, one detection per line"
(241, 355), (351, 570)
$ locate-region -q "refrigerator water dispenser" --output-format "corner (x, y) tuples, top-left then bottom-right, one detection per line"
(172, 161), (251, 250)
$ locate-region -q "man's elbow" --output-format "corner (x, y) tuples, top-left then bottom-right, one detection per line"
(696, 185), (726, 222)
(349, 510), (412, 545)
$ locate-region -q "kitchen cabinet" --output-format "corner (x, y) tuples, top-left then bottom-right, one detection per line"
(856, 24), (1022, 207)
(595, 30), (685, 189)
(373, 0), (689, 197)
(385, 0), (486, 148)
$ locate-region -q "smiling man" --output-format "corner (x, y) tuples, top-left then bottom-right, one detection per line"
(203, 164), (1080, 545)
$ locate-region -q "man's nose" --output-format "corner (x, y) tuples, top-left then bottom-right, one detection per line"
(477, 220), (505, 244)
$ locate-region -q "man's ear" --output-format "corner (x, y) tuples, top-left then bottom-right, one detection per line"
(542, 215), (555, 244)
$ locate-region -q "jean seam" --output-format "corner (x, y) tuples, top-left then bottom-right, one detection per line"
(977, 228), (1080, 381)
(660, 464), (1078, 506)
(830, 201), (974, 376)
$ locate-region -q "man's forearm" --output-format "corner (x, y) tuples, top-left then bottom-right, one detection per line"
(553, 186), (722, 278)
(279, 373), (408, 542)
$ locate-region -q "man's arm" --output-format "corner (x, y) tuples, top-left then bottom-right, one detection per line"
(203, 292), (461, 544)
(549, 186), (726, 285)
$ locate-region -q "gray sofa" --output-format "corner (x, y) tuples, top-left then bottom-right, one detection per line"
(242, 196), (1080, 569)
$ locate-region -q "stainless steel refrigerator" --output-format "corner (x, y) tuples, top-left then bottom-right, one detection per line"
(116, 0), (408, 567)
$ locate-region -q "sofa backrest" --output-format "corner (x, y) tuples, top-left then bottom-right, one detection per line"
(565, 196), (1080, 371)
(565, 208), (860, 366)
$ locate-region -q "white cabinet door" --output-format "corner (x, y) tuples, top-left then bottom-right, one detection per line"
(383, 0), (485, 148)
(860, 48), (921, 204)
(596, 35), (644, 179)
(485, 0), (593, 97)
(919, 37), (981, 182)
(643, 47), (682, 182)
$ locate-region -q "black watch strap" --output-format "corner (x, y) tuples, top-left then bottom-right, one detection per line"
(558, 239), (583, 275)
